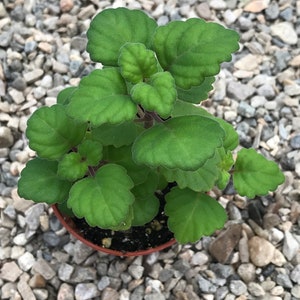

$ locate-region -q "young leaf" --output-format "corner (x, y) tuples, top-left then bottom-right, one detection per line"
(91, 122), (143, 148)
(131, 72), (177, 118)
(153, 18), (239, 89)
(233, 148), (285, 198)
(165, 187), (227, 243)
(57, 152), (88, 181)
(132, 115), (225, 171)
(78, 140), (103, 166)
(18, 158), (72, 204)
(57, 86), (77, 105)
(177, 77), (215, 103)
(171, 101), (239, 150)
(67, 68), (137, 127)
(87, 8), (157, 65)
(26, 105), (87, 160)
(161, 151), (220, 192)
(67, 164), (135, 228)
(118, 43), (159, 83)
(215, 148), (234, 190)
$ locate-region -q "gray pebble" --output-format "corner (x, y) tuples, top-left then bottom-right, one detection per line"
(229, 280), (247, 296)
(197, 274), (217, 293)
(265, 2), (279, 20)
(75, 283), (100, 300)
(276, 273), (293, 289)
(237, 101), (256, 118)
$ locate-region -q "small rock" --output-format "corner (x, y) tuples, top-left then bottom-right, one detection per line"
(71, 37), (87, 52)
(209, 224), (242, 263)
(58, 263), (74, 281)
(32, 258), (56, 280)
(234, 54), (261, 71)
(237, 263), (256, 283)
(291, 264), (300, 284)
(128, 265), (144, 280)
(78, 5), (96, 20)
(17, 276), (35, 300)
(197, 274), (217, 293)
(0, 127), (14, 148)
(75, 283), (100, 300)
(60, 0), (74, 12)
(276, 273), (293, 289)
(265, 1), (279, 19)
(24, 69), (44, 84)
(248, 236), (275, 267)
(227, 81), (255, 101)
(0, 261), (23, 282)
(73, 240), (94, 264)
(290, 134), (300, 149)
(101, 287), (120, 300)
(29, 274), (47, 288)
(248, 282), (265, 297)
(270, 22), (298, 45)
(284, 84), (300, 96)
(57, 283), (74, 300)
(98, 276), (110, 291)
(292, 285), (300, 298)
(237, 101), (256, 118)
(191, 252), (209, 266)
(229, 280), (247, 296)
(209, 0), (227, 10)
(283, 231), (300, 260)
(18, 252), (35, 271)
(13, 233), (28, 246)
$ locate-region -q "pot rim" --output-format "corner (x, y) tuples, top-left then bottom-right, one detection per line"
(52, 204), (176, 257)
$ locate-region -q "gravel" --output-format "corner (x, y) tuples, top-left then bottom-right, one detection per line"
(0, 0), (300, 299)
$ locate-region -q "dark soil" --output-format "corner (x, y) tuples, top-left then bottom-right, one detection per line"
(71, 185), (175, 253)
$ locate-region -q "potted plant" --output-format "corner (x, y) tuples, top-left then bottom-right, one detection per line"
(18, 8), (285, 256)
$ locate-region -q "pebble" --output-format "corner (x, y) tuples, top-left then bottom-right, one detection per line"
(24, 69), (44, 84)
(248, 236), (275, 267)
(227, 81), (255, 101)
(282, 231), (300, 260)
(75, 283), (100, 300)
(229, 280), (247, 296)
(17, 252), (35, 271)
(0, 127), (14, 148)
(270, 22), (298, 45)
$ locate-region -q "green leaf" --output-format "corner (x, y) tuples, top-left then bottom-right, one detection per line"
(57, 86), (77, 105)
(215, 148), (234, 190)
(153, 18), (239, 89)
(161, 151), (221, 192)
(57, 152), (88, 181)
(131, 72), (177, 118)
(78, 140), (103, 166)
(171, 101), (239, 150)
(87, 8), (157, 65)
(91, 122), (143, 148)
(67, 164), (135, 228)
(67, 68), (137, 127)
(103, 145), (150, 185)
(233, 148), (285, 198)
(26, 105), (87, 160)
(165, 187), (227, 243)
(118, 43), (159, 83)
(57, 200), (75, 217)
(131, 173), (160, 226)
(18, 158), (72, 204)
(132, 115), (225, 171)
(177, 77), (215, 103)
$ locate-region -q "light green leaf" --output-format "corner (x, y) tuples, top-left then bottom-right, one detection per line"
(153, 18), (239, 89)
(132, 115), (225, 171)
(165, 187), (227, 243)
(57, 86), (77, 105)
(118, 43), (159, 83)
(18, 158), (72, 204)
(26, 105), (87, 160)
(171, 101), (239, 150)
(87, 8), (157, 65)
(91, 122), (143, 148)
(215, 148), (234, 190)
(131, 72), (177, 118)
(57, 152), (88, 181)
(67, 164), (135, 228)
(161, 151), (220, 192)
(177, 77), (215, 103)
(67, 68), (137, 127)
(78, 140), (103, 166)
(233, 148), (285, 198)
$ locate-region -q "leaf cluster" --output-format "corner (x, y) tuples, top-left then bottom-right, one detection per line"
(18, 8), (285, 244)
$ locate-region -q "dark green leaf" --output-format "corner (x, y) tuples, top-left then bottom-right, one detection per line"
(26, 105), (87, 160)
(67, 68), (137, 127)
(165, 187), (227, 243)
(57, 86), (77, 105)
(87, 8), (157, 65)
(132, 115), (225, 171)
(18, 158), (72, 204)
(78, 140), (103, 166)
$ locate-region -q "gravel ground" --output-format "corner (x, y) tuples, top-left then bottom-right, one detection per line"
(1, 0), (300, 299)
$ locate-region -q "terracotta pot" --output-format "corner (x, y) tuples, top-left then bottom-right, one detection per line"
(52, 204), (176, 257)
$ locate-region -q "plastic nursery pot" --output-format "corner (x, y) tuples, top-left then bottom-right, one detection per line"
(52, 204), (176, 257)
